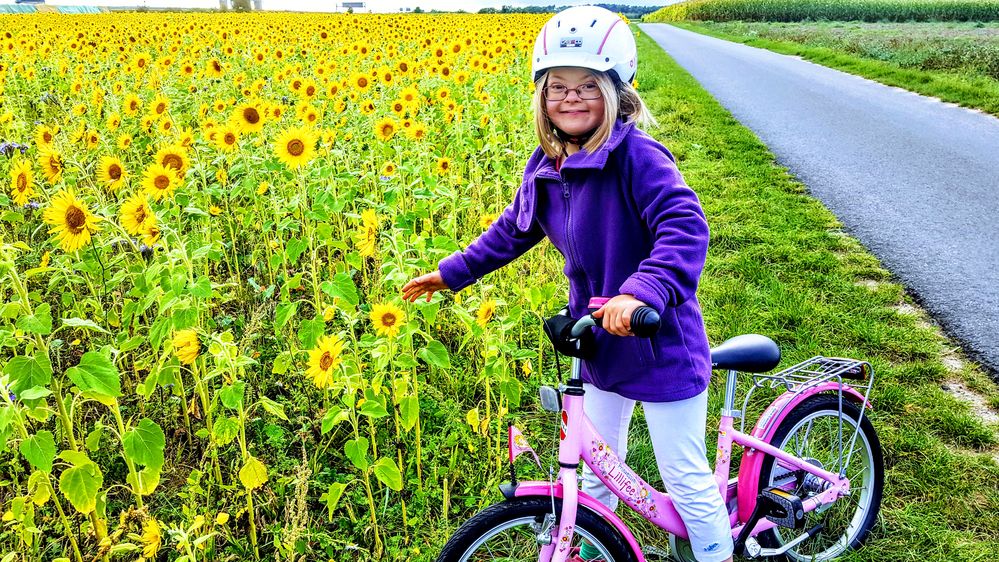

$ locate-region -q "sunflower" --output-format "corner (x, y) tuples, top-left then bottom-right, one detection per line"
(140, 518), (161, 559)
(359, 99), (376, 116)
(301, 79), (319, 99)
(370, 303), (406, 338)
(350, 72), (371, 92)
(34, 124), (58, 149)
(42, 190), (101, 252)
(158, 119), (174, 135)
(408, 123), (428, 141)
(38, 149), (64, 185)
(205, 58), (224, 78)
(390, 99), (407, 116)
(142, 163), (181, 202)
(85, 130), (100, 151)
(123, 94), (142, 117)
(97, 156), (128, 192)
(399, 85), (421, 108)
(435, 157), (452, 176)
(9, 159), (35, 206)
(106, 112), (122, 131)
(209, 205), (222, 217)
(479, 212), (499, 229)
(232, 101), (265, 134)
(214, 125), (240, 153)
(476, 300), (497, 328)
(150, 94), (170, 118)
(155, 144), (189, 177)
(306, 334), (345, 389)
(300, 106), (321, 127)
(117, 134), (133, 151)
(119, 193), (156, 236)
(354, 208), (378, 257)
(373, 117), (397, 142)
(380, 162), (397, 177)
(141, 222), (162, 247)
(172, 329), (199, 365)
(273, 126), (318, 170)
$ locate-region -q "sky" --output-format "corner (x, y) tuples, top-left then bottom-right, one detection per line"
(0, 0), (679, 13)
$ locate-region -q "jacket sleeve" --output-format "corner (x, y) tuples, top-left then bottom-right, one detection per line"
(617, 133), (709, 313)
(438, 181), (546, 292)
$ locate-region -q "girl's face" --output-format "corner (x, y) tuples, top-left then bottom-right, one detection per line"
(544, 67), (605, 138)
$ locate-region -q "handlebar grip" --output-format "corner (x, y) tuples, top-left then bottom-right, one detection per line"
(592, 306), (660, 338)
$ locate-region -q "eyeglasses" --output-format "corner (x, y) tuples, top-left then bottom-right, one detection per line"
(543, 83), (601, 101)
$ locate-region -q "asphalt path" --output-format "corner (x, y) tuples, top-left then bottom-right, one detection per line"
(639, 23), (999, 376)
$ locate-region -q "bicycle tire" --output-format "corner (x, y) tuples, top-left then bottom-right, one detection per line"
(756, 394), (884, 561)
(436, 496), (637, 562)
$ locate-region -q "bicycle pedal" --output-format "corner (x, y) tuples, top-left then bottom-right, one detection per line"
(759, 487), (805, 529)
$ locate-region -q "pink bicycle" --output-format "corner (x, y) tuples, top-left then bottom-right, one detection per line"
(437, 297), (883, 562)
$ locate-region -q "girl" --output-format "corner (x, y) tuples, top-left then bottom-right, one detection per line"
(402, 7), (733, 562)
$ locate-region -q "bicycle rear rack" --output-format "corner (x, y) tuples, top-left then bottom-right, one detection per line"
(740, 356), (875, 478)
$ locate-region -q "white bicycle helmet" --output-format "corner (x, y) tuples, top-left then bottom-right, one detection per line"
(531, 6), (637, 84)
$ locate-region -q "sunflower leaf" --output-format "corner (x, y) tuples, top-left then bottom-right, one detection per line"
(17, 303), (52, 336)
(66, 350), (122, 401)
(238, 456), (268, 490)
(373, 457), (403, 491)
(122, 418), (165, 470)
(4, 352), (52, 396)
(59, 460), (103, 514)
(321, 273), (358, 307)
(61, 317), (109, 334)
(417, 340), (451, 370)
(275, 302), (297, 329)
(19, 430), (56, 473)
(344, 437), (369, 471)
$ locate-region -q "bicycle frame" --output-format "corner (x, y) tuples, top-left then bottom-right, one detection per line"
(504, 356), (871, 562)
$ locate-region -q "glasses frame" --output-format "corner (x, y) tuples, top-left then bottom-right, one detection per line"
(543, 82), (602, 101)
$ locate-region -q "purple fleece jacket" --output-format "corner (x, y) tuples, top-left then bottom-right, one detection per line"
(438, 119), (711, 402)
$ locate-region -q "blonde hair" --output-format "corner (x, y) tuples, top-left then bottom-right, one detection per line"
(533, 68), (657, 160)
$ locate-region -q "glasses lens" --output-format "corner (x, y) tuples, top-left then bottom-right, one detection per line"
(545, 85), (567, 100)
(579, 84), (600, 99)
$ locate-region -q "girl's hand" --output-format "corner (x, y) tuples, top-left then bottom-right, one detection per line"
(401, 270), (449, 303)
(592, 294), (648, 337)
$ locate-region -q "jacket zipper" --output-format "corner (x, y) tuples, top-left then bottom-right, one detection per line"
(558, 176), (592, 300)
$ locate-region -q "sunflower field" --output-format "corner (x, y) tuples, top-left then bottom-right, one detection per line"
(0, 11), (570, 560)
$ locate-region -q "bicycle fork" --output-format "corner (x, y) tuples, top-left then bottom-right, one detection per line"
(541, 377), (585, 562)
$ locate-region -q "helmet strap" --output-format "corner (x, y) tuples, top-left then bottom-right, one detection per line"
(552, 125), (597, 151)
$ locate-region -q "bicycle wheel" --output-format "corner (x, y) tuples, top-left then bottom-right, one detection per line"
(757, 394), (883, 561)
(436, 497), (637, 562)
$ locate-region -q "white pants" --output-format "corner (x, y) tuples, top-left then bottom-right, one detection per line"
(581, 384), (734, 562)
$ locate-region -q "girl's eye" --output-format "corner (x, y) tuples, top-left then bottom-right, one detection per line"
(549, 84), (567, 92)
(580, 83), (599, 93)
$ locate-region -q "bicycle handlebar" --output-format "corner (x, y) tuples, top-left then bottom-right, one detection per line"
(570, 306), (661, 339)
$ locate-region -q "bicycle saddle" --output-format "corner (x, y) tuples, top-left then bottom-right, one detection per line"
(710, 334), (781, 373)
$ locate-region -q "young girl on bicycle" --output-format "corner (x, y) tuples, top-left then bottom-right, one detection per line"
(402, 7), (733, 561)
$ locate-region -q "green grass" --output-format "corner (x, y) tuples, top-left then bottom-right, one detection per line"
(660, 20), (999, 116)
(424, 27), (999, 561)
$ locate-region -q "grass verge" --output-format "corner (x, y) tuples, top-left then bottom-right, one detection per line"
(664, 21), (999, 117)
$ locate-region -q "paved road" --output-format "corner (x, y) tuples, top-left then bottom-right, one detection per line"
(640, 24), (999, 376)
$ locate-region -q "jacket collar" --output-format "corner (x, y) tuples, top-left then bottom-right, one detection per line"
(515, 119), (635, 232)
(536, 118), (635, 177)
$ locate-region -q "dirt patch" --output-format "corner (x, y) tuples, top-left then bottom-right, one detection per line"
(941, 379), (999, 426)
